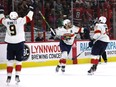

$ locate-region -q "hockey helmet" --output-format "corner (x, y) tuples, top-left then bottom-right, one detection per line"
(63, 19), (71, 26)
(9, 11), (18, 20)
(99, 16), (107, 23)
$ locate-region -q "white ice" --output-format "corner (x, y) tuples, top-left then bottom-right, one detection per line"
(0, 62), (116, 87)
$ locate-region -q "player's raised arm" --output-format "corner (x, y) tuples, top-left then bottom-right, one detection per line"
(23, 4), (35, 24)
(75, 26), (84, 34)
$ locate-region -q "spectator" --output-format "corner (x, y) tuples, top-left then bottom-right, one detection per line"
(56, 14), (64, 27)
(73, 3), (85, 26)
(55, 0), (63, 15)
(35, 32), (44, 41)
(62, 0), (70, 17)
(44, 2), (52, 30)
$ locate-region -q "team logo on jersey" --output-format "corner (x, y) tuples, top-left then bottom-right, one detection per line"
(23, 44), (30, 61)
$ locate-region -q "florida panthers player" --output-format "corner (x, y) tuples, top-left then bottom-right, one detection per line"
(0, 6), (34, 84)
(55, 19), (84, 73)
(88, 16), (110, 74)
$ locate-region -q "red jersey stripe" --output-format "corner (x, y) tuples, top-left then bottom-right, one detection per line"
(94, 30), (101, 34)
(26, 16), (31, 23)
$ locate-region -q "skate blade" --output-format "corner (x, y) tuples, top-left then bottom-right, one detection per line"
(61, 71), (65, 74)
(55, 70), (59, 73)
(55, 67), (60, 72)
(55, 69), (59, 72)
(88, 72), (94, 75)
(6, 83), (10, 86)
(16, 81), (20, 85)
(15, 80), (20, 85)
(6, 80), (11, 86)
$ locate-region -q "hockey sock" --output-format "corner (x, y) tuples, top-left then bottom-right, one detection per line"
(91, 59), (99, 64)
(59, 58), (66, 64)
(15, 65), (22, 76)
(7, 66), (13, 76)
(7, 60), (14, 77)
(15, 61), (22, 76)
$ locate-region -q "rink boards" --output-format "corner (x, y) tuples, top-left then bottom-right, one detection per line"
(0, 40), (116, 69)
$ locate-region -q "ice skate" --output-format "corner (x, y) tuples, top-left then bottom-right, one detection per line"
(6, 76), (11, 85)
(88, 64), (97, 75)
(61, 66), (65, 73)
(15, 75), (20, 84)
(88, 68), (94, 75)
(55, 65), (60, 72)
(104, 60), (107, 63)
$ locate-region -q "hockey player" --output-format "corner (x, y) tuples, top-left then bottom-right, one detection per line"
(0, 6), (34, 84)
(55, 19), (84, 73)
(88, 16), (110, 74)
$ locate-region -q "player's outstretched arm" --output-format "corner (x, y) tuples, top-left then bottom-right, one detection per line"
(23, 0), (36, 23)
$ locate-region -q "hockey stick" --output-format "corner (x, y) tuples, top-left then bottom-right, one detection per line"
(72, 46), (90, 60)
(38, 11), (56, 35)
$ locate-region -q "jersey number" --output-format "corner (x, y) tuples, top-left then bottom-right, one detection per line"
(9, 25), (16, 36)
(76, 12), (80, 18)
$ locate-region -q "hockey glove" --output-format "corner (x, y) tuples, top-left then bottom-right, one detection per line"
(29, 5), (34, 11)
(28, 0), (37, 11)
(89, 39), (94, 47)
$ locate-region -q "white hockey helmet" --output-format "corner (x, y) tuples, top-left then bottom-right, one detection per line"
(63, 19), (71, 26)
(9, 11), (18, 20)
(99, 16), (107, 23)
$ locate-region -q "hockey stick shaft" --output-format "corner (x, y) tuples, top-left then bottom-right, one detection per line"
(72, 46), (89, 60)
(39, 11), (56, 35)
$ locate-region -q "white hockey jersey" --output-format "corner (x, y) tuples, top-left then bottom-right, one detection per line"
(0, 11), (33, 43)
(93, 23), (110, 42)
(55, 25), (84, 45)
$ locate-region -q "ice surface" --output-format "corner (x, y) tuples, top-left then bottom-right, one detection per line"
(0, 62), (116, 87)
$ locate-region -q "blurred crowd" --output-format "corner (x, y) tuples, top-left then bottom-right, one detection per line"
(0, 0), (115, 41)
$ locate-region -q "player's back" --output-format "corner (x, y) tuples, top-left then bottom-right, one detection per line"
(94, 23), (110, 42)
(3, 17), (26, 43)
